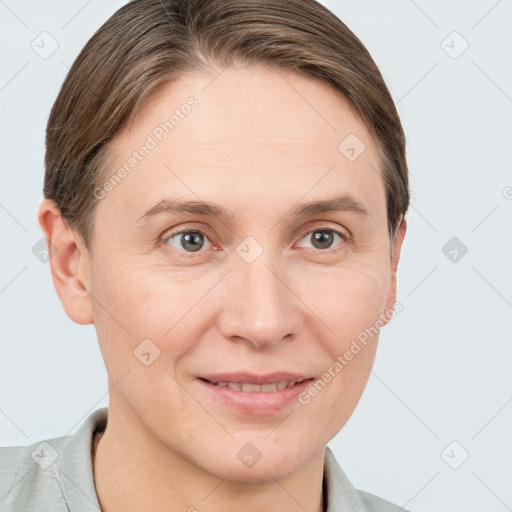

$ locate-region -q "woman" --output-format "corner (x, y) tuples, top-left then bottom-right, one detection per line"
(0, 0), (409, 510)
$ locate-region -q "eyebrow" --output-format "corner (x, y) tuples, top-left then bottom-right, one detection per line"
(136, 194), (369, 224)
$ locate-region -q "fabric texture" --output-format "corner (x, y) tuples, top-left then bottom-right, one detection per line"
(0, 407), (409, 511)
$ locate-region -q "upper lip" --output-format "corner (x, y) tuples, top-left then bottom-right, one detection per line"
(199, 372), (313, 385)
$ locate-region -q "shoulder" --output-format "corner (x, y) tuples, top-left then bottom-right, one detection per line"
(356, 489), (410, 512)
(323, 446), (411, 512)
(0, 408), (107, 512)
(0, 435), (70, 511)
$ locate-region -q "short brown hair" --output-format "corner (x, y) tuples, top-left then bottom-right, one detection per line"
(44, 0), (409, 249)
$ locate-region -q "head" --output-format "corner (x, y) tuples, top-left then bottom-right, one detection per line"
(39, 0), (408, 482)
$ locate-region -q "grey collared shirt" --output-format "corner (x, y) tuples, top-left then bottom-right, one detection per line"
(0, 408), (409, 511)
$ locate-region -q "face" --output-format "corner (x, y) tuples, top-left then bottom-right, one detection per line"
(78, 64), (404, 481)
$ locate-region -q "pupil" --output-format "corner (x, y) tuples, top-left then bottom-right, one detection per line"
(312, 230), (333, 249)
(182, 231), (203, 252)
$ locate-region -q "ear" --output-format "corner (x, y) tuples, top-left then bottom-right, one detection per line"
(383, 218), (407, 316)
(37, 198), (94, 325)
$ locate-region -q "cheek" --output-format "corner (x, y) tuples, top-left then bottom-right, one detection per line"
(297, 257), (391, 347)
(296, 266), (388, 436)
(89, 253), (213, 364)
(91, 253), (178, 328)
(302, 261), (391, 428)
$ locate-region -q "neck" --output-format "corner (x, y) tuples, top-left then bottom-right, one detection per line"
(92, 400), (325, 512)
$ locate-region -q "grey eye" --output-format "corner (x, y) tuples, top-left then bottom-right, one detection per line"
(165, 230), (211, 253)
(313, 230), (335, 249)
(297, 229), (345, 250)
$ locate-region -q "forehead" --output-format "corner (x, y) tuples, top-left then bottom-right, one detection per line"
(121, 64), (375, 153)
(100, 64), (386, 225)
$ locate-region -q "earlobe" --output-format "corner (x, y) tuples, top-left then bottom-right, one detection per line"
(384, 218), (407, 318)
(37, 199), (94, 325)
(391, 217), (407, 273)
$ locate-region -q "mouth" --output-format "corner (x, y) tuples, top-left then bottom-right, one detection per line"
(199, 378), (308, 392)
(195, 373), (315, 415)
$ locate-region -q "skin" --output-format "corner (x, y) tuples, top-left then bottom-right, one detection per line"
(39, 63), (406, 512)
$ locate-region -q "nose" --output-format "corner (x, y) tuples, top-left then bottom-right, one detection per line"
(217, 252), (302, 349)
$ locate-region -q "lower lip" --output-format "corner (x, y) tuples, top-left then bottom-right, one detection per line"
(195, 378), (314, 415)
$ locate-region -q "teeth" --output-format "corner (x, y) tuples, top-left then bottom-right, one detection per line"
(241, 383), (261, 392)
(213, 380), (300, 392)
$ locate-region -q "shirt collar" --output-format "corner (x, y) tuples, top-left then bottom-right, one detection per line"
(57, 407), (106, 511)
(323, 446), (368, 511)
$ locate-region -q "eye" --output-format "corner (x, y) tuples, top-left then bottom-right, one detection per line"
(161, 226), (347, 256)
(163, 229), (212, 253)
(296, 227), (347, 251)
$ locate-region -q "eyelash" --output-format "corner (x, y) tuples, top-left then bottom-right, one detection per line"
(160, 226), (348, 256)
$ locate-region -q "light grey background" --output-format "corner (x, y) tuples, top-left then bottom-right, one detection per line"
(1, 1), (511, 511)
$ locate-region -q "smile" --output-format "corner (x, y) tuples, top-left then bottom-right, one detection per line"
(209, 380), (304, 392)
(195, 374), (315, 415)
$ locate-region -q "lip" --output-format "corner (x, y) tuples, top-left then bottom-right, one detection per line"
(195, 373), (315, 415)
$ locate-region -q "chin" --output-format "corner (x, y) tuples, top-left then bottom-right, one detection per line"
(191, 440), (318, 484)
(216, 458), (301, 484)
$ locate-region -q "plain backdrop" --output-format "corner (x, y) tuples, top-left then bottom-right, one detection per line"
(1, 1), (511, 511)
